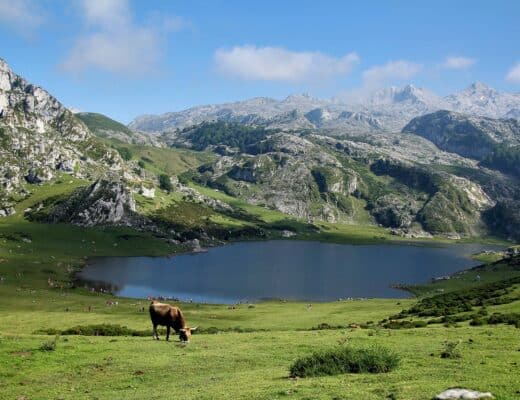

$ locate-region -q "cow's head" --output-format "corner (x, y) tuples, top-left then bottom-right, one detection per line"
(179, 327), (197, 342)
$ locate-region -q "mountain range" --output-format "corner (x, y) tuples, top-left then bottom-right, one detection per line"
(129, 83), (520, 134)
(1, 57), (520, 243)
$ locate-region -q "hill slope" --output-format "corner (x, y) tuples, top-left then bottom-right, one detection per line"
(402, 110), (520, 160)
(76, 112), (160, 146)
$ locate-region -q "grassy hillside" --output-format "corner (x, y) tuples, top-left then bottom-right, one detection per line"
(76, 112), (134, 136)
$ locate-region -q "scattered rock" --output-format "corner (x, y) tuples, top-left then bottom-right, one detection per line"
(140, 186), (155, 198)
(435, 388), (494, 400)
(0, 207), (15, 217)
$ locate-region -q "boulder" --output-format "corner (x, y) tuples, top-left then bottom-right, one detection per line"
(140, 186), (155, 198)
(434, 388), (493, 400)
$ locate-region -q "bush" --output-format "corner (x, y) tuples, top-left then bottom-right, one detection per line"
(381, 320), (427, 329)
(116, 147), (133, 161)
(289, 346), (399, 378)
(35, 324), (266, 337)
(487, 312), (520, 328)
(184, 121), (269, 153)
(159, 174), (173, 192)
(440, 340), (462, 359)
(36, 324), (148, 337)
(39, 335), (58, 351)
(469, 317), (485, 326)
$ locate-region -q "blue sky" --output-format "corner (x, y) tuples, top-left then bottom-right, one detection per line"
(1, 0), (519, 123)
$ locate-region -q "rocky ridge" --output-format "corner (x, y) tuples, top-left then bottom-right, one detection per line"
(0, 58), (125, 206)
(403, 110), (520, 160)
(175, 123), (497, 237)
(129, 84), (520, 134)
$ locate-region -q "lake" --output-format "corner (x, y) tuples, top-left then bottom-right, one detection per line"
(78, 240), (502, 303)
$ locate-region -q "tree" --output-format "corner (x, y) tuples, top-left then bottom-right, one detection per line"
(159, 174), (173, 192)
(116, 147), (133, 161)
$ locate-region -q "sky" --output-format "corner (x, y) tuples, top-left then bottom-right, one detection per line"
(0, 0), (519, 123)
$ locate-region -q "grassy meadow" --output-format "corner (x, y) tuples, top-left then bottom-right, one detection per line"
(0, 179), (519, 399)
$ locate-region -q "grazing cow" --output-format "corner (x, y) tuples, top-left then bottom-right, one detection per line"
(149, 301), (197, 342)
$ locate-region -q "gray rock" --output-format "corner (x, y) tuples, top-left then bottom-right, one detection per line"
(434, 388), (493, 400)
(49, 179), (136, 227)
(0, 207), (15, 217)
(403, 110), (520, 160)
(0, 58), (128, 195)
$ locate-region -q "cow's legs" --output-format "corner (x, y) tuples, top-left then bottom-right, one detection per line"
(153, 324), (159, 340)
(166, 325), (171, 341)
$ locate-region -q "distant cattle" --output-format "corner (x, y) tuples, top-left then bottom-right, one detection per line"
(149, 301), (197, 342)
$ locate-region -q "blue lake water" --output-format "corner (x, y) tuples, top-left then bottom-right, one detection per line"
(78, 240), (502, 303)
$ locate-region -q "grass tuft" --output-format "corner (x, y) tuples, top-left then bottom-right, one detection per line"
(39, 335), (58, 352)
(289, 345), (399, 378)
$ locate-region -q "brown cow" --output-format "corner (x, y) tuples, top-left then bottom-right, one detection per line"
(149, 301), (197, 342)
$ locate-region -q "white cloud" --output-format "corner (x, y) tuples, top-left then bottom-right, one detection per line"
(81, 0), (132, 29)
(506, 62), (520, 83)
(61, 30), (160, 76)
(215, 45), (359, 82)
(442, 56), (476, 70)
(0, 0), (44, 36)
(362, 60), (422, 87)
(335, 60), (423, 103)
(61, 0), (187, 76)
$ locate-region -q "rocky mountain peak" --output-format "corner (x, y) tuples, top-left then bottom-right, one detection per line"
(283, 93), (313, 101)
(394, 84), (423, 102)
(466, 81), (496, 94)
(0, 58), (13, 92)
(360, 84), (441, 107)
(452, 82), (500, 103)
(0, 59), (125, 199)
(130, 79), (520, 134)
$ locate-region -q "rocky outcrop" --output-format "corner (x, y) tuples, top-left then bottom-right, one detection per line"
(403, 110), (520, 160)
(0, 58), (125, 201)
(176, 120), (508, 236)
(49, 179), (136, 227)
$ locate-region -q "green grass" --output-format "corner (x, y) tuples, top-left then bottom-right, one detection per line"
(109, 140), (214, 177)
(404, 258), (520, 297)
(1, 177), (519, 399)
(1, 324), (519, 399)
(76, 112), (134, 136)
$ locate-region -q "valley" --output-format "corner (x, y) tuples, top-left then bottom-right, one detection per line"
(1, 54), (520, 400)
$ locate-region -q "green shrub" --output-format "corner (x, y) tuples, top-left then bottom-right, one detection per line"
(36, 324), (148, 337)
(184, 121), (269, 153)
(440, 340), (462, 359)
(469, 317), (485, 326)
(39, 335), (58, 351)
(487, 312), (520, 328)
(116, 147), (133, 161)
(382, 320), (427, 329)
(159, 174), (173, 192)
(35, 324), (266, 337)
(289, 346), (399, 378)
